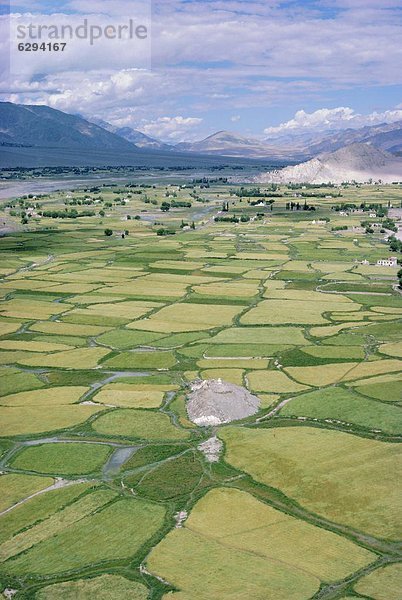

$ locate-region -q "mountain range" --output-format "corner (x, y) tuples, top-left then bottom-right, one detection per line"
(255, 143), (402, 184)
(2, 101), (402, 176)
(170, 122), (402, 159)
(0, 102), (273, 168)
(88, 117), (174, 151)
(0, 102), (137, 152)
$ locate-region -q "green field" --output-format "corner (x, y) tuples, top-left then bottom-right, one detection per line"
(10, 443), (113, 475)
(0, 179), (401, 597)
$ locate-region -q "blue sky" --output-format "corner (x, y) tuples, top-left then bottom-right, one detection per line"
(1, 0), (402, 142)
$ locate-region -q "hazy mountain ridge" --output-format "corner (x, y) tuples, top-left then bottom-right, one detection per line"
(305, 120), (402, 155)
(174, 130), (300, 159)
(255, 143), (402, 184)
(0, 102), (138, 152)
(88, 117), (174, 151)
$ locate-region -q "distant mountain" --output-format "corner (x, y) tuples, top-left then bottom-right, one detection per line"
(88, 117), (173, 151)
(0, 102), (138, 151)
(304, 120), (402, 156)
(175, 130), (290, 159)
(255, 143), (402, 184)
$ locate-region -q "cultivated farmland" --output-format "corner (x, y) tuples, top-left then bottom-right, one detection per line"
(0, 178), (401, 599)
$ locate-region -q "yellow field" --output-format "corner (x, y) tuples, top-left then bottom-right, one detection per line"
(220, 426), (402, 539)
(147, 488), (373, 600)
(30, 322), (113, 336)
(241, 298), (358, 326)
(0, 386), (88, 406)
(247, 370), (310, 393)
(354, 564), (402, 600)
(133, 303), (242, 332)
(0, 405), (106, 436)
(0, 340), (72, 353)
(199, 368), (245, 386)
(93, 388), (165, 408)
(17, 347), (110, 369)
(36, 575), (149, 600)
(0, 474), (54, 513)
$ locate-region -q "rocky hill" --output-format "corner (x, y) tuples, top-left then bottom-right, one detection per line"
(255, 143), (402, 184)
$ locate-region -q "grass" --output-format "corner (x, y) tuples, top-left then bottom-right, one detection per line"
(0, 340), (72, 352)
(0, 404), (106, 437)
(301, 345), (365, 360)
(220, 426), (402, 539)
(92, 409), (191, 441)
(204, 343), (293, 357)
(133, 302), (242, 332)
(17, 347), (111, 369)
(122, 443), (190, 471)
(95, 329), (163, 349)
(0, 489), (117, 562)
(10, 443), (113, 475)
(247, 370), (310, 393)
(208, 327), (307, 345)
(93, 388), (165, 408)
(102, 350), (177, 370)
(280, 387), (402, 433)
(147, 487), (373, 600)
(0, 483), (91, 545)
(148, 527), (319, 600)
(241, 298), (358, 326)
(0, 474), (54, 513)
(3, 497), (166, 576)
(130, 452), (204, 500)
(353, 379), (402, 402)
(0, 370), (45, 397)
(36, 575), (149, 600)
(1, 181), (402, 585)
(354, 563), (402, 600)
(0, 386), (88, 406)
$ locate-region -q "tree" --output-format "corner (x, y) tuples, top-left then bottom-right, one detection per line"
(398, 269), (402, 289)
(104, 228), (113, 236)
(161, 202), (171, 212)
(191, 221), (196, 230)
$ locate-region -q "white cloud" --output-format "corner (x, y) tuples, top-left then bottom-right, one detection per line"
(265, 107), (402, 136)
(139, 116), (203, 142)
(231, 115), (241, 122)
(1, 0), (402, 141)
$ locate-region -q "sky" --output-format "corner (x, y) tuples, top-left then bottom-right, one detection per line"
(0, 0), (402, 143)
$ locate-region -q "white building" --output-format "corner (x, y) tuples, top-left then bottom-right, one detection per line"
(377, 257), (398, 267)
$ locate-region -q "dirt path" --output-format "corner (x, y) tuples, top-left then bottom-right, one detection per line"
(0, 479), (86, 517)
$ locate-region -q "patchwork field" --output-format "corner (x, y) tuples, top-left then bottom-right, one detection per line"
(0, 179), (401, 598)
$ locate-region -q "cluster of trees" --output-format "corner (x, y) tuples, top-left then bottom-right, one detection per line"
(171, 200), (192, 208)
(104, 229), (129, 238)
(180, 220), (196, 229)
(388, 236), (402, 253)
(287, 183), (336, 189)
(156, 227), (176, 236)
(233, 186), (282, 198)
(332, 225), (347, 231)
(65, 197), (99, 206)
(214, 214), (250, 223)
(40, 209), (95, 219)
(285, 201), (316, 211)
(382, 218), (398, 232)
